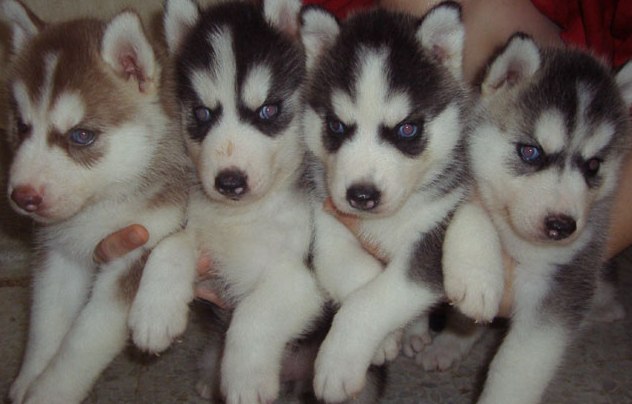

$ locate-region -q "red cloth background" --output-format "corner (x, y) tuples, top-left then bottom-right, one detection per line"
(301, 0), (631, 68)
(303, 0), (375, 19)
(532, 0), (632, 68)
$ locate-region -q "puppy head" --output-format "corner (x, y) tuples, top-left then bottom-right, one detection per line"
(472, 35), (632, 245)
(165, 0), (305, 205)
(301, 3), (469, 217)
(2, 2), (163, 223)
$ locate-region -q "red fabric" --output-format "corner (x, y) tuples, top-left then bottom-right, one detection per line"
(532, 0), (632, 68)
(303, 0), (375, 19)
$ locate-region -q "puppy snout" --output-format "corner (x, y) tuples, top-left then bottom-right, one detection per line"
(10, 185), (43, 213)
(346, 183), (381, 211)
(215, 169), (248, 198)
(544, 214), (577, 240)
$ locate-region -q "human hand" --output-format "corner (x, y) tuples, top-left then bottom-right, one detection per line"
(93, 224), (149, 264)
(94, 225), (228, 308)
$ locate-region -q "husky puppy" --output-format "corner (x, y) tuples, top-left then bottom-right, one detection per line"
(300, 3), (503, 402)
(161, 0), (325, 402)
(1, 1), (192, 403)
(437, 35), (632, 403)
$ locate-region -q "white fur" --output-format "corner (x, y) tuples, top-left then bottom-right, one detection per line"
(163, 0), (324, 402)
(8, 6), (189, 403)
(101, 11), (157, 93)
(0, 0), (40, 53)
(301, 5), (475, 402)
(442, 201), (504, 322)
(264, 0), (301, 38)
(299, 6), (339, 70)
(481, 35), (541, 96)
(417, 2), (464, 79)
(164, 0), (200, 54)
(465, 37), (632, 404)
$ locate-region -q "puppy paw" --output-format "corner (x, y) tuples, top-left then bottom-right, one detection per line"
(314, 337), (369, 403)
(221, 353), (280, 404)
(128, 295), (189, 353)
(372, 329), (402, 365)
(401, 316), (431, 358)
(10, 377), (31, 404)
(444, 268), (503, 322)
(417, 333), (466, 371)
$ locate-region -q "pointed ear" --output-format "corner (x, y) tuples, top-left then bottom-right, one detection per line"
(163, 0), (200, 54)
(481, 33), (541, 97)
(299, 6), (339, 71)
(0, 0), (44, 54)
(615, 61), (632, 113)
(416, 1), (464, 79)
(264, 0), (302, 39)
(101, 11), (157, 94)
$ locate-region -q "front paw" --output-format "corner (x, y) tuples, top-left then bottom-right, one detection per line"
(401, 316), (431, 358)
(314, 338), (369, 403)
(128, 296), (189, 353)
(22, 380), (74, 404)
(221, 353), (279, 404)
(10, 377), (31, 404)
(444, 269), (503, 322)
(372, 329), (402, 365)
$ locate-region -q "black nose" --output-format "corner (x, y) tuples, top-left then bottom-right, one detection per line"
(346, 184), (381, 211)
(215, 169), (248, 198)
(11, 186), (43, 212)
(544, 214), (576, 240)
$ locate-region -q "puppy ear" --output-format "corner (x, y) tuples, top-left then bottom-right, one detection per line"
(163, 0), (200, 54)
(615, 61), (632, 113)
(0, 0), (44, 54)
(416, 1), (464, 79)
(101, 11), (157, 94)
(263, 0), (301, 39)
(481, 33), (541, 97)
(300, 6), (339, 71)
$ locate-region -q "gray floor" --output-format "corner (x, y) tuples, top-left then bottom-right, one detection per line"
(1, 228), (632, 403)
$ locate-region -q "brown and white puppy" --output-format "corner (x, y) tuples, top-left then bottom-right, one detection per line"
(1, 1), (192, 402)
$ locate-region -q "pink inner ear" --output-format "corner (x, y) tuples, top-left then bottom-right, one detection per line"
(118, 50), (148, 91)
(432, 44), (448, 64)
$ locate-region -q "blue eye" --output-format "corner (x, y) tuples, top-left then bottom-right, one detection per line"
(328, 119), (346, 135)
(258, 104), (279, 120)
(16, 117), (31, 135)
(193, 106), (212, 124)
(68, 128), (96, 146)
(518, 144), (542, 163)
(396, 123), (418, 139)
(584, 158), (601, 177)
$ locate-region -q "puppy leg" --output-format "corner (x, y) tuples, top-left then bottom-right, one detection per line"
(129, 231), (197, 353)
(23, 257), (136, 404)
(478, 311), (570, 404)
(221, 264), (323, 404)
(418, 310), (485, 371)
(313, 210), (383, 302)
(314, 260), (440, 403)
(10, 252), (91, 404)
(443, 201), (504, 322)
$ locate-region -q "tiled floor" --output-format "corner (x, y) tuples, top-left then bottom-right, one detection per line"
(1, 227), (632, 403)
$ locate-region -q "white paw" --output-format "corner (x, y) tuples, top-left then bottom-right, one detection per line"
(10, 377), (31, 404)
(221, 353), (279, 404)
(128, 296), (189, 353)
(314, 337), (369, 403)
(372, 329), (402, 365)
(417, 335), (465, 371)
(444, 269), (503, 322)
(23, 381), (73, 404)
(401, 316), (431, 358)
